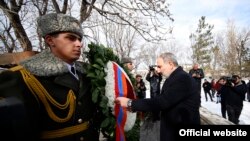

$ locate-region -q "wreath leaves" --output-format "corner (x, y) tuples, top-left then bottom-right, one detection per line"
(85, 42), (138, 140)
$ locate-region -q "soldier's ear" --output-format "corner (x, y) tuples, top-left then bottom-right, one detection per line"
(44, 35), (55, 47)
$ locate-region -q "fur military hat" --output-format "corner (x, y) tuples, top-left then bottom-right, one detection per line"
(135, 74), (142, 78)
(37, 13), (83, 38)
(121, 57), (133, 64)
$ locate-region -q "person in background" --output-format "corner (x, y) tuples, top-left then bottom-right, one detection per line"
(211, 79), (216, 98)
(135, 74), (146, 99)
(247, 80), (250, 102)
(146, 66), (162, 99)
(202, 79), (213, 102)
(116, 52), (200, 141)
(0, 13), (100, 140)
(121, 57), (134, 72)
(189, 63), (204, 105)
(146, 66), (162, 121)
(135, 74), (147, 122)
(214, 77), (227, 118)
(222, 75), (247, 124)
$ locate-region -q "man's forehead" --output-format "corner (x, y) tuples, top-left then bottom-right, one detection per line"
(157, 58), (164, 63)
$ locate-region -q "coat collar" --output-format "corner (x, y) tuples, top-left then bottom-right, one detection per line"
(162, 66), (182, 87)
(169, 66), (182, 78)
(20, 49), (85, 77)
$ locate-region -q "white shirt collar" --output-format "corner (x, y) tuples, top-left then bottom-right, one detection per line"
(65, 62), (79, 80)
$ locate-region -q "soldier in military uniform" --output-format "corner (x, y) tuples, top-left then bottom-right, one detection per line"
(121, 57), (134, 72)
(0, 13), (100, 140)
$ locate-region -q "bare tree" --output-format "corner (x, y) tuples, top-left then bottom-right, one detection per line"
(222, 20), (250, 76)
(0, 14), (17, 53)
(87, 0), (173, 42)
(223, 20), (238, 75)
(0, 0), (32, 51)
(0, 0), (173, 53)
(210, 33), (224, 77)
(235, 28), (250, 76)
(31, 0), (49, 51)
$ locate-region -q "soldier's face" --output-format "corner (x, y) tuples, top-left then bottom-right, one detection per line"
(46, 32), (83, 64)
(125, 62), (134, 71)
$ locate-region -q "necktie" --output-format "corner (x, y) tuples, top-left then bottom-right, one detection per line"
(71, 66), (76, 75)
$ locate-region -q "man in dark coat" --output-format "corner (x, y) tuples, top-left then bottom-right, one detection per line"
(0, 13), (100, 141)
(135, 74), (147, 99)
(146, 69), (162, 99)
(202, 79), (213, 102)
(116, 52), (200, 141)
(215, 77), (227, 118)
(146, 68), (162, 121)
(189, 63), (204, 105)
(221, 75), (247, 124)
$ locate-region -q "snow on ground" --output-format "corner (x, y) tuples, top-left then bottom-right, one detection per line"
(200, 91), (250, 125)
(145, 82), (250, 125)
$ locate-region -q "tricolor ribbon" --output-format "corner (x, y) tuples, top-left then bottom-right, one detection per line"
(105, 61), (136, 141)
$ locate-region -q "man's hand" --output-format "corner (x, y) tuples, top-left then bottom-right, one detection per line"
(115, 97), (129, 107)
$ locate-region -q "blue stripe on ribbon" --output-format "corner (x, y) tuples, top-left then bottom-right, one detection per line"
(118, 107), (124, 141)
(116, 66), (125, 141)
(117, 67), (124, 97)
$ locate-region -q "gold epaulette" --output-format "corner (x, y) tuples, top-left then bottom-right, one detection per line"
(41, 121), (89, 139)
(8, 65), (76, 123)
(9, 65), (24, 71)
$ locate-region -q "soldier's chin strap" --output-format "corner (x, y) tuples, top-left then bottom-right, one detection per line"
(10, 65), (76, 123)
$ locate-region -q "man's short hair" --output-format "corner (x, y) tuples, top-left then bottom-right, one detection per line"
(159, 52), (178, 66)
(37, 13), (83, 38)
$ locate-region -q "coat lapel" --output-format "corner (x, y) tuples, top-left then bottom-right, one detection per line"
(54, 73), (79, 92)
(78, 73), (91, 99)
(161, 67), (182, 94)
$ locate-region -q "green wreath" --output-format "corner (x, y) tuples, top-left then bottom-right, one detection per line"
(84, 43), (140, 141)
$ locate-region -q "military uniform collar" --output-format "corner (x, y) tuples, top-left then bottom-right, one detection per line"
(20, 49), (85, 77)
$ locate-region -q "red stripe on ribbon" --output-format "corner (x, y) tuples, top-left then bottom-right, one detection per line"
(113, 63), (126, 141)
(112, 61), (137, 141)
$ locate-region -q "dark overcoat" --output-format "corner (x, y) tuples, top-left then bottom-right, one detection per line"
(0, 49), (99, 141)
(131, 67), (200, 141)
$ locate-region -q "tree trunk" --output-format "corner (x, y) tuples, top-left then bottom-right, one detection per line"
(8, 13), (32, 51)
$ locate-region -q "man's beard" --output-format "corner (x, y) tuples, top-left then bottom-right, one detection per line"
(162, 73), (170, 79)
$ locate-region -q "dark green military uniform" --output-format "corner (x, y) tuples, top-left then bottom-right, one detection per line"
(0, 49), (100, 141)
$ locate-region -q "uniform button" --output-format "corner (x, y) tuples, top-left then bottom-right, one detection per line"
(78, 118), (83, 123)
(80, 137), (84, 141)
(78, 101), (82, 106)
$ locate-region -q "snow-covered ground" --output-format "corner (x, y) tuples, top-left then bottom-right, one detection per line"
(145, 83), (250, 125)
(200, 92), (250, 125)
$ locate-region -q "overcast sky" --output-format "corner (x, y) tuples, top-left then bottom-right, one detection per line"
(168, 0), (250, 49)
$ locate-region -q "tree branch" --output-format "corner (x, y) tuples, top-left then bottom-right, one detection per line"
(52, 0), (61, 13)
(62, 0), (68, 14)
(79, 0), (95, 23)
